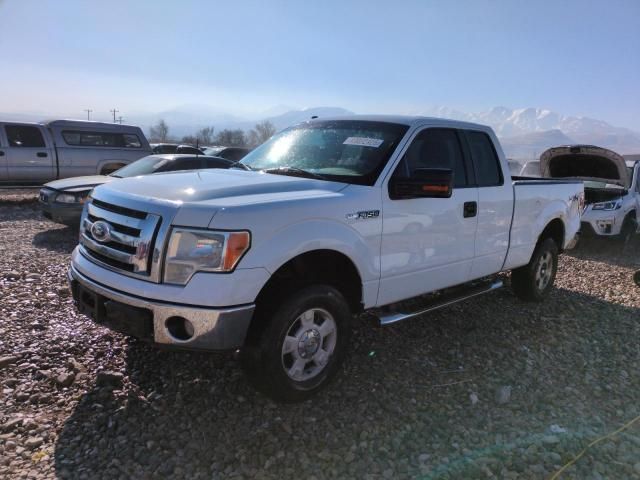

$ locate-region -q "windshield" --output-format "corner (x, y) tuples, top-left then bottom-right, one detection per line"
(239, 120), (409, 185)
(111, 156), (172, 178)
(203, 146), (225, 155)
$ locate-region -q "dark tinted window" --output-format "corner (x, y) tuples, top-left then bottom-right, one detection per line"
(152, 144), (178, 154)
(466, 131), (502, 186)
(160, 157), (203, 172)
(220, 148), (249, 161)
(62, 131), (142, 148)
(393, 128), (467, 187)
(202, 157), (233, 169)
(6, 125), (45, 148)
(175, 146), (203, 155)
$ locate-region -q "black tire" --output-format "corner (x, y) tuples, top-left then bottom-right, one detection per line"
(511, 237), (559, 302)
(633, 270), (640, 287)
(240, 285), (352, 402)
(618, 215), (637, 244)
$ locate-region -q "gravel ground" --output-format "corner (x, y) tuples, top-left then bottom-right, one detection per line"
(1, 190), (640, 480)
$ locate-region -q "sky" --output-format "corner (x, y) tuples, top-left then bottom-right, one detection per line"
(0, 0), (639, 129)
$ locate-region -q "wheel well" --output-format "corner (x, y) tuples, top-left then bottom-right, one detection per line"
(539, 218), (565, 251)
(255, 250), (364, 316)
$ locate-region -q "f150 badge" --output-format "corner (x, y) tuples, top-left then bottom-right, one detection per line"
(346, 210), (380, 221)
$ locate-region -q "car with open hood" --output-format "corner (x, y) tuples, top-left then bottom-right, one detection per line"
(541, 145), (639, 240)
(39, 154), (235, 225)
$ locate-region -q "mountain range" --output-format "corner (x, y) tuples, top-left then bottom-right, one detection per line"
(2, 105), (639, 159)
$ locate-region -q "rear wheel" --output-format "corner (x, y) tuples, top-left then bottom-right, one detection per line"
(511, 238), (559, 302)
(240, 284), (351, 402)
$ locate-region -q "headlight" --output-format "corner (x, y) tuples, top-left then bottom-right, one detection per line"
(164, 228), (251, 284)
(55, 191), (90, 204)
(591, 200), (622, 211)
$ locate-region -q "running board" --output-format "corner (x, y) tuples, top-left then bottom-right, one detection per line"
(377, 279), (504, 326)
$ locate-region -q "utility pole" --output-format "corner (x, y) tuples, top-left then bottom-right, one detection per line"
(110, 108), (119, 123)
(84, 109), (92, 121)
(117, 116), (124, 124)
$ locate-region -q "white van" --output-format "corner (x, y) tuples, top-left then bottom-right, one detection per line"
(0, 120), (151, 184)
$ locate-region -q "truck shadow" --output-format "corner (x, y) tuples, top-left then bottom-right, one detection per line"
(53, 286), (640, 478)
(567, 235), (640, 268)
(32, 226), (78, 253)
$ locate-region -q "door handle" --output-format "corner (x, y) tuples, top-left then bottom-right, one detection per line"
(37, 152), (48, 158)
(463, 201), (477, 218)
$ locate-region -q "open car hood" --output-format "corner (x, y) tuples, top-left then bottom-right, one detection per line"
(540, 145), (629, 187)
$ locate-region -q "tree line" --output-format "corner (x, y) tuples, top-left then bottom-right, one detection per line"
(148, 120), (276, 148)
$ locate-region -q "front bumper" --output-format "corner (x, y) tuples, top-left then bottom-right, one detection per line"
(68, 265), (255, 351)
(39, 190), (84, 225)
(580, 210), (623, 237)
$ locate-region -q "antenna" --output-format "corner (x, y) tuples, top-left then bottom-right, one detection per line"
(110, 108), (119, 123)
(84, 109), (92, 121)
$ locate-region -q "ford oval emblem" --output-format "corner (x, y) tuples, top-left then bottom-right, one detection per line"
(91, 220), (112, 243)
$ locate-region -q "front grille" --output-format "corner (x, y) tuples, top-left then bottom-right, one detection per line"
(80, 199), (161, 279)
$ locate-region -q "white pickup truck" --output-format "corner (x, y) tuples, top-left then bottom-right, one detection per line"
(68, 116), (583, 401)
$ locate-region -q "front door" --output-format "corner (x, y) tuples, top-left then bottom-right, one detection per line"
(4, 124), (54, 182)
(378, 127), (478, 306)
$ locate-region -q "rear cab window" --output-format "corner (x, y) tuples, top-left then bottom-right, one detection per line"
(464, 130), (503, 186)
(5, 125), (46, 148)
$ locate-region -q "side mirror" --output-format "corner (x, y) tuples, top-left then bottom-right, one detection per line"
(389, 168), (453, 200)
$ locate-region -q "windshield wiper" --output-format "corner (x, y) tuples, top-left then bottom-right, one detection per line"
(262, 166), (327, 181)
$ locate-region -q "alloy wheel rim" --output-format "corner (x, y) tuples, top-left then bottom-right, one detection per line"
(535, 251), (553, 291)
(281, 308), (337, 382)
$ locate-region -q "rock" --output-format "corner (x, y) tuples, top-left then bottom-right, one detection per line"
(55, 372), (76, 388)
(549, 424), (567, 434)
(495, 386), (512, 404)
(470, 392), (479, 405)
(96, 371), (124, 387)
(634, 463), (640, 475)
(344, 452), (355, 463)
(4, 271), (20, 280)
(56, 286), (70, 296)
(0, 356), (20, 369)
(418, 453), (430, 464)
(24, 437), (43, 450)
(25, 273), (41, 280)
(542, 435), (560, 445)
(67, 358), (84, 372)
(1, 418), (23, 432)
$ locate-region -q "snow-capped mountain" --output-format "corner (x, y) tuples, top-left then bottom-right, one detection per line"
(415, 106), (640, 157)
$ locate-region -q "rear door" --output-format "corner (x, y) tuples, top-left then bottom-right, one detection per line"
(464, 129), (513, 278)
(4, 124), (55, 182)
(379, 127), (479, 305)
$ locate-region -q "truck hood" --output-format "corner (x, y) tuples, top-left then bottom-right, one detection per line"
(44, 175), (114, 192)
(95, 169), (348, 205)
(540, 145), (629, 187)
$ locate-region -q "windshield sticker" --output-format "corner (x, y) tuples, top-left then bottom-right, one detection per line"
(343, 137), (384, 148)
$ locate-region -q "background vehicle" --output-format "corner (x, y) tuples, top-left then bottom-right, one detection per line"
(519, 160), (541, 177)
(0, 120), (151, 184)
(201, 146), (250, 161)
(541, 145), (639, 240)
(151, 143), (204, 155)
(68, 116), (583, 401)
(40, 154), (234, 225)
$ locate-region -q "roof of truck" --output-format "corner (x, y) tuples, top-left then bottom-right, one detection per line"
(42, 119), (141, 130)
(303, 114), (493, 130)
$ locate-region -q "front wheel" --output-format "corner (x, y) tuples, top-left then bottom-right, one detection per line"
(240, 285), (352, 402)
(511, 238), (559, 302)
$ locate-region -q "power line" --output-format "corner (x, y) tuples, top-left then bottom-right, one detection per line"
(110, 108), (119, 123)
(84, 109), (92, 121)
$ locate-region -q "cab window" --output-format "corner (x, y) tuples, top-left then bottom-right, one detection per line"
(5, 125), (46, 148)
(392, 128), (468, 188)
(465, 130), (503, 186)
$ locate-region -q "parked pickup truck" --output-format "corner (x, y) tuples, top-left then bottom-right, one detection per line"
(540, 145), (639, 241)
(68, 116), (583, 401)
(0, 120), (151, 184)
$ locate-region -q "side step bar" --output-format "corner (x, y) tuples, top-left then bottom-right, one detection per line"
(377, 279), (504, 325)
